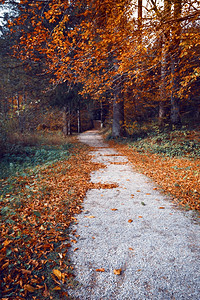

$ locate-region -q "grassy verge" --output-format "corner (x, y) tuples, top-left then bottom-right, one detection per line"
(0, 131), (101, 299)
(107, 127), (200, 213)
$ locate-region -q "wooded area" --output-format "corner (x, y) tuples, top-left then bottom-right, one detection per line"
(0, 1), (200, 298)
(0, 0), (199, 148)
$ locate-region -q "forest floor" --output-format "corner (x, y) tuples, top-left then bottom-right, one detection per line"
(0, 129), (200, 299)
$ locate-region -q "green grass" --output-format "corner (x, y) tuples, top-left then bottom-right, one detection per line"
(0, 131), (72, 180)
(128, 130), (200, 158)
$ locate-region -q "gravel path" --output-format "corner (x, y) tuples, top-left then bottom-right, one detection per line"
(68, 130), (200, 300)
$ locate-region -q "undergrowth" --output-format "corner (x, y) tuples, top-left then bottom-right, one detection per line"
(107, 125), (200, 158)
(0, 131), (72, 179)
(130, 127), (200, 158)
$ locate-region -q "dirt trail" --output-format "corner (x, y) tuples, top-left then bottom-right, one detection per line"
(68, 130), (200, 300)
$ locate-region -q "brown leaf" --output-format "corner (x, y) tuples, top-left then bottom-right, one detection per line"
(111, 208), (118, 211)
(21, 269), (32, 275)
(128, 219), (133, 223)
(159, 207), (165, 209)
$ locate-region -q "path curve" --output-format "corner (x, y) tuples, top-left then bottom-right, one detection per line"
(68, 130), (200, 299)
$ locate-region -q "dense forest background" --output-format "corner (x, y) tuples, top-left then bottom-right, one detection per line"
(0, 0), (199, 151)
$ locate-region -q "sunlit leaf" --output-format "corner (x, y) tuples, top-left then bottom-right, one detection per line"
(53, 269), (62, 280)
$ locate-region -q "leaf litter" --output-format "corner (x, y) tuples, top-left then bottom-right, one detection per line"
(109, 141), (200, 213)
(0, 137), (104, 299)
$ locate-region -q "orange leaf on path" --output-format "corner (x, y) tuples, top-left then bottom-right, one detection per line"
(128, 219), (133, 223)
(96, 268), (105, 272)
(114, 269), (122, 275)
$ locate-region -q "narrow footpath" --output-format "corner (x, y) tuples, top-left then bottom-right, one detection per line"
(68, 131), (200, 300)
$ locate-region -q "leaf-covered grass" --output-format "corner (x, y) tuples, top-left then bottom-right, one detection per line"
(0, 131), (73, 179)
(0, 132), (102, 299)
(108, 126), (200, 212)
(128, 129), (200, 158)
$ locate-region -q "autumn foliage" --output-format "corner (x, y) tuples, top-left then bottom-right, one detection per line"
(1, 0), (199, 136)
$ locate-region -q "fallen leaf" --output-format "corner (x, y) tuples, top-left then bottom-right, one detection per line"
(111, 208), (118, 211)
(96, 268), (105, 272)
(141, 202), (146, 206)
(52, 269), (62, 280)
(128, 219), (133, 223)
(85, 215), (95, 218)
(21, 269), (32, 275)
(24, 284), (35, 292)
(159, 207), (165, 209)
(146, 193), (151, 195)
(53, 286), (61, 290)
(129, 247), (134, 251)
(71, 239), (77, 244)
(138, 216), (143, 218)
(137, 190), (141, 192)
(3, 239), (12, 247)
(114, 268), (122, 275)
(74, 248), (79, 252)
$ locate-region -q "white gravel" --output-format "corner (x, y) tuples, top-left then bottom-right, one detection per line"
(68, 130), (200, 300)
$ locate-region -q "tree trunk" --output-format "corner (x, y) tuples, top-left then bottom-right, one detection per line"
(77, 107), (81, 133)
(159, 0), (171, 127)
(170, 0), (182, 128)
(63, 105), (68, 136)
(67, 105), (71, 135)
(112, 93), (124, 137)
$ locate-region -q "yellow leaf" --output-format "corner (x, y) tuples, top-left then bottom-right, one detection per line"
(85, 215), (95, 218)
(24, 284), (35, 292)
(53, 269), (62, 280)
(114, 268), (122, 275)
